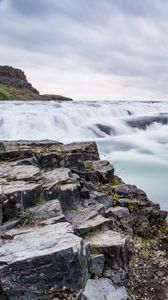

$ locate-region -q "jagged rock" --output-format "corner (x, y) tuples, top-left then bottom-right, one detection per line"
(91, 191), (112, 209)
(44, 181), (81, 212)
(0, 223), (88, 298)
(92, 160), (114, 183)
(63, 142), (100, 161)
(86, 230), (129, 271)
(24, 199), (64, 222)
(86, 170), (100, 185)
(106, 207), (132, 229)
(0, 181), (43, 221)
(65, 207), (112, 236)
(81, 278), (128, 300)
(111, 184), (147, 201)
(0, 164), (42, 182)
(89, 254), (105, 275)
(59, 152), (85, 176)
(15, 156), (40, 168)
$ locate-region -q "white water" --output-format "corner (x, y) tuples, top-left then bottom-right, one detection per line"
(0, 100), (168, 210)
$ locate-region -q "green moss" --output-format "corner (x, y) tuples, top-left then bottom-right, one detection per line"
(0, 84), (15, 100)
(20, 212), (33, 225)
(32, 198), (45, 206)
(112, 193), (121, 202)
(111, 175), (121, 186)
(90, 245), (99, 255)
(5, 175), (17, 182)
(84, 161), (93, 171)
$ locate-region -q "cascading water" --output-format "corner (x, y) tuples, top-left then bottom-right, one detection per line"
(0, 100), (168, 210)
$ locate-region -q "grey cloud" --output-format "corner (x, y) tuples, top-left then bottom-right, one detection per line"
(0, 0), (168, 99)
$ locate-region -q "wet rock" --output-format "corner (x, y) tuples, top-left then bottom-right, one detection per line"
(63, 141), (100, 161)
(81, 278), (128, 300)
(92, 160), (114, 183)
(89, 254), (105, 275)
(24, 199), (64, 222)
(0, 223), (88, 298)
(86, 230), (129, 271)
(126, 115), (168, 130)
(0, 164), (42, 182)
(1, 182), (43, 221)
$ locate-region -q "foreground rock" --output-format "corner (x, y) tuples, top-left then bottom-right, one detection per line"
(0, 140), (167, 299)
(0, 223), (88, 298)
(81, 278), (128, 300)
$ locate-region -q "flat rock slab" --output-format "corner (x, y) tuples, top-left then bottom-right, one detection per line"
(86, 230), (129, 271)
(24, 199), (65, 222)
(0, 223), (88, 298)
(81, 278), (128, 300)
(0, 164), (41, 181)
(44, 168), (72, 184)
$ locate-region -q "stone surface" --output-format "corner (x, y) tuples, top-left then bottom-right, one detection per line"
(89, 254), (105, 275)
(86, 230), (129, 271)
(63, 142), (100, 161)
(0, 164), (42, 182)
(0, 149), (33, 161)
(0, 181), (43, 221)
(81, 278), (128, 300)
(24, 199), (64, 222)
(0, 223), (88, 298)
(111, 184), (147, 201)
(66, 207), (112, 236)
(91, 191), (112, 209)
(92, 160), (114, 183)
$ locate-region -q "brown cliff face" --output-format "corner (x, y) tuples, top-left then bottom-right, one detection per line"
(0, 66), (73, 101)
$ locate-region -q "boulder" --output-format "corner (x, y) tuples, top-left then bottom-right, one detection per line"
(65, 206), (112, 237)
(0, 223), (88, 298)
(24, 199), (65, 223)
(63, 142), (100, 161)
(91, 191), (112, 209)
(89, 254), (105, 275)
(86, 230), (129, 271)
(92, 160), (114, 183)
(111, 184), (147, 201)
(81, 278), (128, 300)
(0, 181), (43, 221)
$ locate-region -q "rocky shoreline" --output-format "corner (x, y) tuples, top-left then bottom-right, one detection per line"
(0, 140), (167, 299)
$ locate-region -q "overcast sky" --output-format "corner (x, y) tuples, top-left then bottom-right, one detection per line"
(1, 0), (168, 100)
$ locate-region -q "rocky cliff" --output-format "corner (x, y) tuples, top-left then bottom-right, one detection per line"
(0, 140), (167, 299)
(0, 66), (73, 101)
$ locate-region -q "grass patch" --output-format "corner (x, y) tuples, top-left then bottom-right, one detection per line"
(20, 212), (33, 225)
(0, 84), (15, 100)
(111, 175), (121, 186)
(4, 175), (17, 182)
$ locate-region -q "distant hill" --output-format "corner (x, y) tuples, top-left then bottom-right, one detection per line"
(0, 66), (73, 101)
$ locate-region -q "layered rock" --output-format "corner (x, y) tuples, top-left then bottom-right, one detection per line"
(0, 140), (167, 300)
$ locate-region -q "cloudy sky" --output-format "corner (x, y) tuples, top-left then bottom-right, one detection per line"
(0, 0), (168, 100)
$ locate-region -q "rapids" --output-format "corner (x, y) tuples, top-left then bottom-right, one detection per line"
(0, 100), (168, 210)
